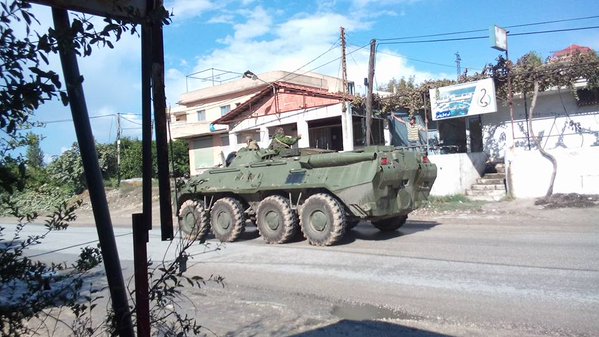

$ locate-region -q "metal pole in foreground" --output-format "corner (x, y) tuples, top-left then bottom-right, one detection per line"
(151, 18), (174, 241)
(133, 213), (150, 337)
(51, 8), (134, 337)
(142, 23), (153, 230)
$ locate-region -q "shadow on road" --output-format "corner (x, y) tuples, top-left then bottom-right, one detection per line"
(335, 220), (440, 246)
(289, 319), (452, 337)
(206, 219), (439, 245)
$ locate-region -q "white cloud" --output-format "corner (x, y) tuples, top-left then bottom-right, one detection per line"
(352, 0), (419, 8)
(169, 7), (439, 100)
(165, 0), (216, 20)
(208, 14), (235, 24)
(165, 68), (187, 105)
(229, 6), (272, 42)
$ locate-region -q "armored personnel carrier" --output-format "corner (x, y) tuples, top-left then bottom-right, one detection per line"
(177, 146), (436, 246)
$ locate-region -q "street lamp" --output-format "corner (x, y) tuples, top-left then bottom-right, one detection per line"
(490, 25), (515, 142)
(242, 70), (258, 80)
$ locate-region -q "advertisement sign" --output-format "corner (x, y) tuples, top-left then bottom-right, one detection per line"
(490, 25), (508, 51)
(429, 78), (497, 121)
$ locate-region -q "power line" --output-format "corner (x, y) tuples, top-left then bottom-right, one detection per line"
(38, 113), (141, 125)
(365, 42), (485, 73)
(120, 115), (142, 125)
(291, 42), (370, 78)
(377, 14), (599, 42)
(275, 38), (341, 83)
(511, 25), (599, 37)
(378, 25), (599, 45)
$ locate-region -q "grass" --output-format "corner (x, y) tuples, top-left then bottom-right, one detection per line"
(421, 194), (486, 213)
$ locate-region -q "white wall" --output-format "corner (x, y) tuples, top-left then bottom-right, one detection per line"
(227, 104), (345, 155)
(428, 152), (487, 196)
(506, 146), (599, 198)
(481, 89), (599, 160)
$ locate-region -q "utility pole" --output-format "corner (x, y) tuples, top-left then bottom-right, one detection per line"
(339, 27), (354, 151)
(366, 39), (376, 146)
(116, 113), (121, 186)
(455, 52), (461, 79)
(340, 27), (348, 111)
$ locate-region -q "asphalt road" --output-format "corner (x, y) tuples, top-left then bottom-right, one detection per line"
(6, 203), (599, 336)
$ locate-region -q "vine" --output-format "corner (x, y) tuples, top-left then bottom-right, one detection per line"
(352, 49), (599, 117)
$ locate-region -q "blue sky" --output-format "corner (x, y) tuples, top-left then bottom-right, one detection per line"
(19, 0), (599, 159)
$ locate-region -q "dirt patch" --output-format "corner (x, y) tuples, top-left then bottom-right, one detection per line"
(534, 193), (599, 209)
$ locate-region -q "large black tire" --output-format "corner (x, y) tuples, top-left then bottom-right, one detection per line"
(178, 199), (210, 241)
(256, 195), (298, 244)
(299, 193), (346, 246)
(372, 215), (408, 232)
(346, 219), (360, 230)
(210, 197), (245, 242)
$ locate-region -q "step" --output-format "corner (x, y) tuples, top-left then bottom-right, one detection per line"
(467, 194), (505, 202)
(465, 189), (506, 197)
(471, 184), (506, 191)
(482, 173), (505, 180)
(476, 178), (505, 185)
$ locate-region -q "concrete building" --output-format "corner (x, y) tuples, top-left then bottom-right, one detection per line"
(482, 81), (599, 198)
(170, 70), (384, 176)
(406, 81), (599, 198)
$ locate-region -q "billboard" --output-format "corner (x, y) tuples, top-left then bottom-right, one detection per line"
(490, 25), (508, 51)
(429, 78), (497, 121)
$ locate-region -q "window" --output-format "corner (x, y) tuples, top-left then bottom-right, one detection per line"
(197, 109), (206, 121)
(220, 105), (231, 116)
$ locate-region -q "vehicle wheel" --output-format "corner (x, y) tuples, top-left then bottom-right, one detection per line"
(256, 195), (298, 244)
(372, 215), (408, 232)
(346, 219), (360, 230)
(210, 197), (245, 242)
(178, 199), (210, 241)
(299, 193), (346, 246)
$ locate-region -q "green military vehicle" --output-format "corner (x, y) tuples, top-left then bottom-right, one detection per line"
(177, 146), (437, 246)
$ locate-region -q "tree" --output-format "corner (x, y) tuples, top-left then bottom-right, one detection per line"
(46, 143), (85, 194)
(119, 138), (189, 180)
(0, 0), (139, 193)
(527, 81), (558, 198)
(169, 139), (189, 178)
(25, 133), (44, 169)
(0, 2), (216, 336)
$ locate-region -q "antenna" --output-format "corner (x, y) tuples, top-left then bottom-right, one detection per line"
(455, 52), (461, 79)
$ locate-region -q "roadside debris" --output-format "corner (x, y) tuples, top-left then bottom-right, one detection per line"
(535, 193), (599, 209)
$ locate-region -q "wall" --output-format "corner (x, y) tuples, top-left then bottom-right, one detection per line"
(228, 104), (344, 152)
(506, 146), (599, 198)
(481, 88), (599, 160)
(428, 152), (487, 196)
(188, 134), (229, 175)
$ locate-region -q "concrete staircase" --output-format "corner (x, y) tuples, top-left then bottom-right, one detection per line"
(465, 164), (507, 201)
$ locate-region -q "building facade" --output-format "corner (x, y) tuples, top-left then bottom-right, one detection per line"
(170, 71), (370, 175)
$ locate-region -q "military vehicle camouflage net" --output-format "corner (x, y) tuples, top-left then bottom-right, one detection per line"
(177, 146), (437, 246)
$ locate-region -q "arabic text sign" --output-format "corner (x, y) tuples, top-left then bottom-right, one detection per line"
(429, 78), (497, 121)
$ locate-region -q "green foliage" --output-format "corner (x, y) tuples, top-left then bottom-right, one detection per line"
(96, 142), (117, 180)
(0, 0), (140, 197)
(46, 143), (85, 194)
(354, 49), (599, 116)
(0, 2), (205, 335)
(119, 137), (145, 179)
(119, 138), (189, 179)
(422, 194), (485, 212)
(0, 198), (104, 336)
(169, 139), (190, 178)
(25, 133), (44, 169)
